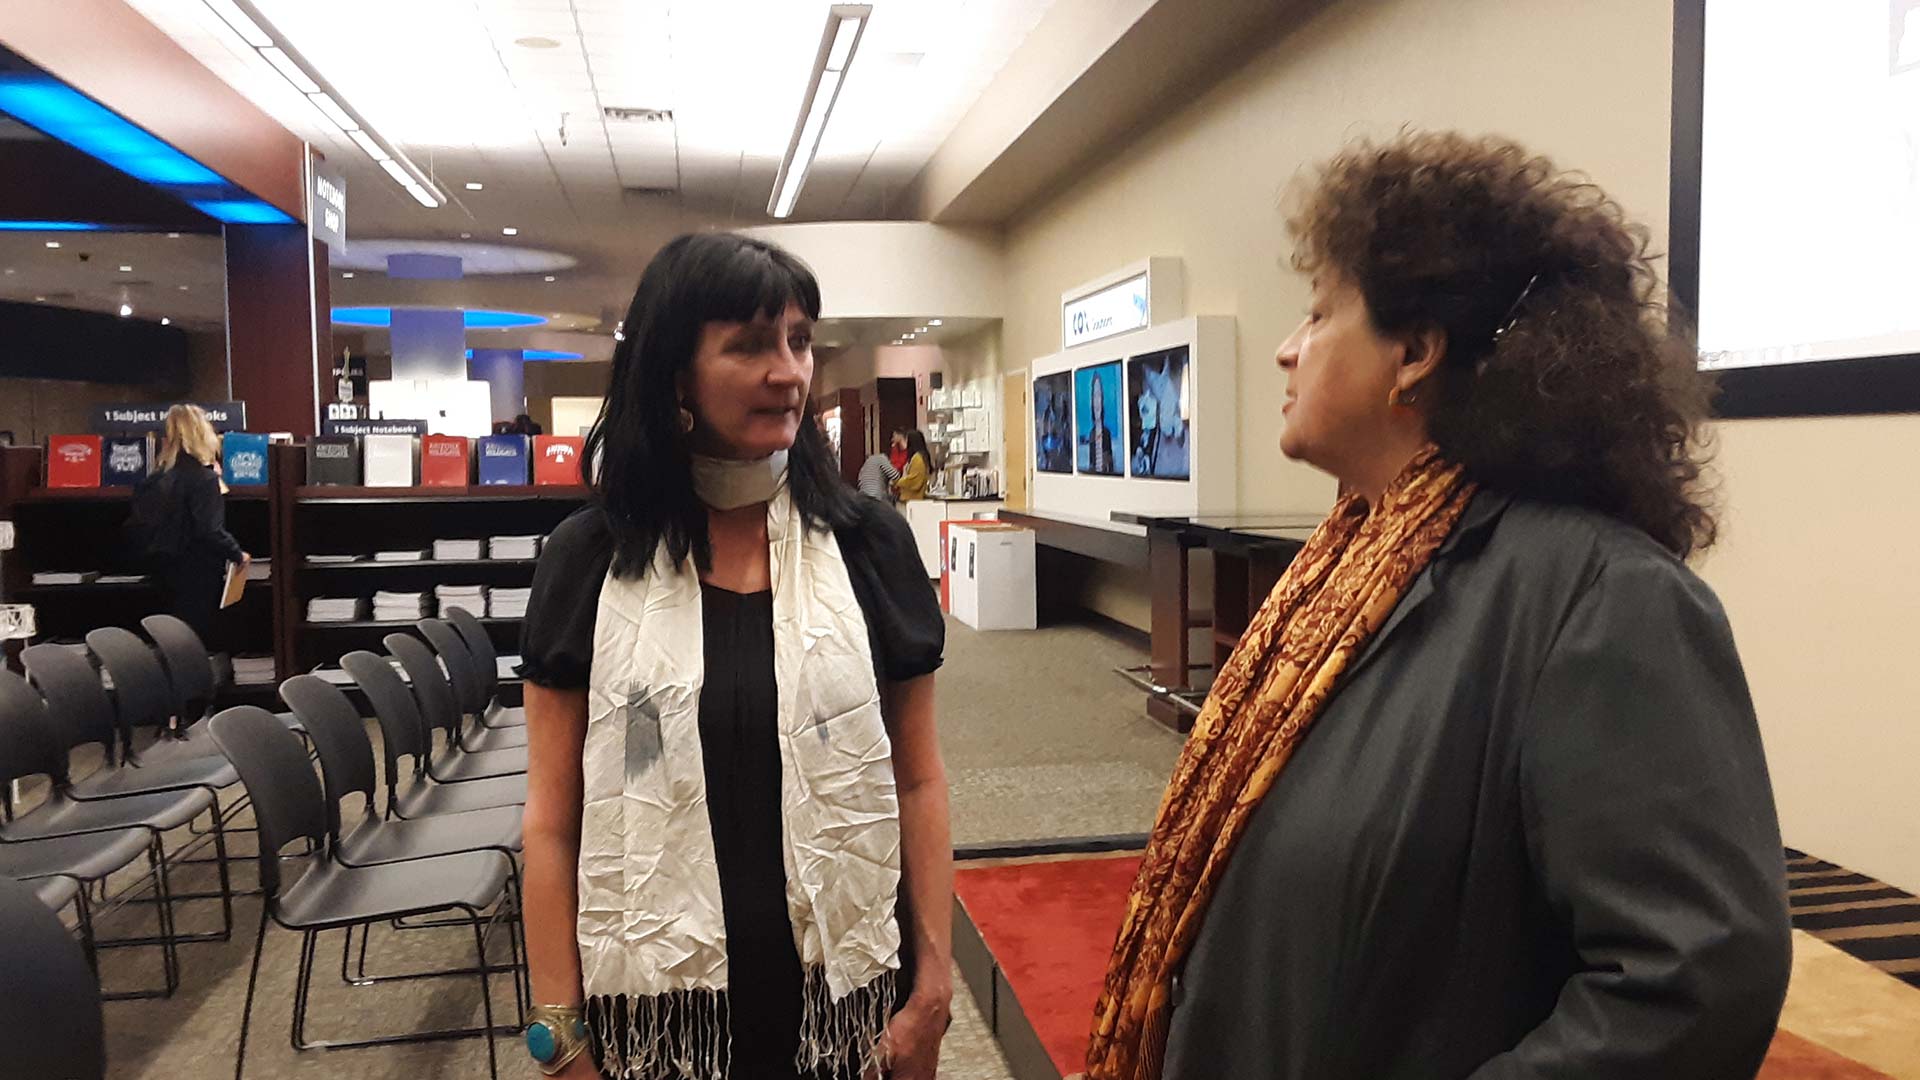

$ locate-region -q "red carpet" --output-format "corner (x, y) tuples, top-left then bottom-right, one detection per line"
(955, 853), (1888, 1080)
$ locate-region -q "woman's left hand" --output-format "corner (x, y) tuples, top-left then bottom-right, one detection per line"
(872, 991), (950, 1080)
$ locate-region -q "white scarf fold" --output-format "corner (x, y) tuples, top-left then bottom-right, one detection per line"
(578, 482), (902, 1079)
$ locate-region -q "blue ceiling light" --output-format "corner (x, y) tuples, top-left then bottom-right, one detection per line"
(333, 307), (549, 329)
(0, 71), (295, 226)
(0, 220), (109, 231)
(465, 348), (584, 361)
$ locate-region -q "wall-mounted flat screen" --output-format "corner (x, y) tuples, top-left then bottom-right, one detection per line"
(1126, 345), (1191, 480)
(1034, 371), (1074, 474)
(1074, 361), (1123, 477)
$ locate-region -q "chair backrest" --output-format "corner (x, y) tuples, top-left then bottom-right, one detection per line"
(417, 618), (483, 716)
(0, 874), (105, 1080)
(445, 606), (501, 702)
(84, 627), (176, 750)
(140, 614), (216, 724)
(0, 669), (68, 796)
(385, 633), (462, 743)
(278, 675), (377, 841)
(21, 643), (118, 761)
(207, 706), (327, 900)
(341, 650), (427, 770)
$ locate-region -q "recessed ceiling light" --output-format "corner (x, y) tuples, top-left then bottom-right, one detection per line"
(118, 303), (132, 317)
(543, 275), (555, 282)
(44, 241), (59, 248)
(119, 265), (133, 272)
(167, 232), (180, 239)
(915, 326), (927, 332)
(460, 232), (472, 239)
(342, 272), (355, 278)
(3, 268), (12, 275)
(33, 295), (45, 302)
(502, 227), (518, 236)
(929, 319), (943, 326)
(465, 182), (484, 191)
(515, 36), (560, 49)
(178, 285), (190, 291)
(160, 317), (171, 326)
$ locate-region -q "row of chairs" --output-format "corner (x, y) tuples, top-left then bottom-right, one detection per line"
(1, 607), (534, 1080)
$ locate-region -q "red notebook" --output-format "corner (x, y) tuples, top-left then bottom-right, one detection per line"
(420, 435), (471, 487)
(46, 435), (103, 488)
(533, 436), (584, 485)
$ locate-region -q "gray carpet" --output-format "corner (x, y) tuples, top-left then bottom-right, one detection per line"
(62, 613), (1178, 1078)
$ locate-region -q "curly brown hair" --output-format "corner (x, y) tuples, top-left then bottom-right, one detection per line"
(1286, 131), (1716, 558)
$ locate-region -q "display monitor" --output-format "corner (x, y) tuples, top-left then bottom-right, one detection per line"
(1074, 361), (1123, 477)
(1033, 371), (1074, 474)
(1126, 345), (1191, 481)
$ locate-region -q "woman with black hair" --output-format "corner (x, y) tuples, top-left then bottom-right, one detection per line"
(893, 430), (932, 502)
(517, 233), (952, 1080)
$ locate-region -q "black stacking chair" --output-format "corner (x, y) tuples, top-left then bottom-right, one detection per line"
(208, 706), (510, 1080)
(0, 669), (185, 998)
(280, 673), (526, 1005)
(416, 619), (527, 752)
(141, 613), (307, 745)
(386, 634), (527, 782)
(445, 606), (526, 728)
(32, 637), (238, 939)
(0, 874), (106, 1080)
(341, 651), (524, 818)
(0, 825), (154, 988)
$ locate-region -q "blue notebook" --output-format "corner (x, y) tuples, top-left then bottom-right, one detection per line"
(476, 435), (529, 485)
(222, 432), (270, 486)
(102, 434), (152, 486)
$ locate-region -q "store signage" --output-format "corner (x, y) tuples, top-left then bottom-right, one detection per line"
(89, 401), (247, 433)
(1062, 272), (1149, 349)
(326, 402), (364, 421)
(322, 418), (428, 436)
(312, 160), (348, 252)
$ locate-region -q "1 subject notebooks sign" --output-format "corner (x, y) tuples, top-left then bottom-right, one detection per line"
(420, 435), (471, 486)
(533, 435), (584, 485)
(89, 401), (246, 434)
(476, 435), (529, 485)
(222, 433), (270, 486)
(46, 435), (102, 488)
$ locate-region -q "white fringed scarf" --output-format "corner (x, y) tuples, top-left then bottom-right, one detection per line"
(577, 478), (902, 1079)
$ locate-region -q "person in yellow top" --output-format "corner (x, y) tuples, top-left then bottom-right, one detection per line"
(894, 429), (932, 501)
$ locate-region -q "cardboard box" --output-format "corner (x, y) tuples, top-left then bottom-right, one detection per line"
(46, 435), (102, 488)
(533, 435), (584, 485)
(420, 435), (471, 487)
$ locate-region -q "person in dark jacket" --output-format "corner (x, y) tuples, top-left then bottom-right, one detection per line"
(1089, 131), (1791, 1080)
(128, 404), (248, 644)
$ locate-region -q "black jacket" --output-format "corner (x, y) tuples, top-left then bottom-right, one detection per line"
(1163, 492), (1791, 1080)
(128, 460), (245, 568)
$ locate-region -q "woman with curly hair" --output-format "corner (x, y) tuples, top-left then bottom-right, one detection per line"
(1088, 132), (1791, 1080)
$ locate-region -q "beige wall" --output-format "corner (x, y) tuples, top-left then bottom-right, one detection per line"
(995, 0), (1920, 892)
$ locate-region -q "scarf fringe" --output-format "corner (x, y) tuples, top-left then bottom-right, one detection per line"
(588, 990), (730, 1080)
(796, 965), (899, 1077)
(585, 967), (897, 1080)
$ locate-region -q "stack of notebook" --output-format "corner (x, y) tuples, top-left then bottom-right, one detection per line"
(307, 597), (365, 622)
(374, 549), (427, 563)
(32, 571), (99, 585)
(244, 559), (272, 582)
(96, 574), (149, 585)
(435, 584), (488, 618)
(232, 655), (276, 685)
(487, 535), (541, 561)
(488, 587), (531, 619)
(432, 538), (484, 561)
(307, 554), (361, 565)
(372, 590), (428, 622)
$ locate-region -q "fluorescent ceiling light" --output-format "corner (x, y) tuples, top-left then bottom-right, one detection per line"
(306, 92), (357, 131)
(347, 129), (389, 162)
(929, 319), (943, 326)
(768, 6), (868, 219)
(119, 265), (133, 272)
(202, 0), (271, 47)
(45, 241), (60, 248)
(502, 227), (518, 236)
(465, 182), (484, 191)
(259, 47), (320, 94)
(404, 183), (436, 208)
(378, 159), (412, 185)
(341, 272), (354, 278)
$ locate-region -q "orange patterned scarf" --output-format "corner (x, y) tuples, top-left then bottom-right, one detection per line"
(1086, 448), (1476, 1080)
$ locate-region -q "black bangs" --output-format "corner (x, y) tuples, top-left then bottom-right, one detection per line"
(671, 233), (822, 328)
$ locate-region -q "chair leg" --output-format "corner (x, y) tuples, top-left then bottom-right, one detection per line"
(233, 906), (271, 1080)
(468, 906), (499, 1080)
(210, 797), (235, 937)
(152, 835), (180, 996)
(292, 929), (318, 1051)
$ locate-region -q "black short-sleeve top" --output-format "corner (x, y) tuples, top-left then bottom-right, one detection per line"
(516, 496), (945, 691)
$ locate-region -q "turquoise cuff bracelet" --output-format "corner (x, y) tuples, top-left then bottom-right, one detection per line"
(526, 1004), (589, 1076)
